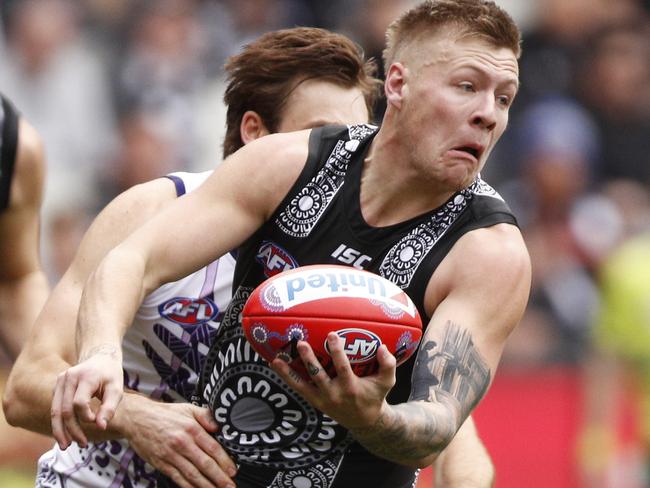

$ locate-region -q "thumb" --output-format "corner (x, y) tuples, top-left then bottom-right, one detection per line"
(192, 405), (219, 433)
(96, 383), (123, 430)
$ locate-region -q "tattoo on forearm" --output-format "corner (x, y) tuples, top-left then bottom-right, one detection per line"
(80, 344), (120, 362)
(353, 402), (453, 463)
(352, 321), (491, 464)
(410, 321), (490, 418)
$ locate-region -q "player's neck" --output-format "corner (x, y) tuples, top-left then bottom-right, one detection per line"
(360, 139), (455, 228)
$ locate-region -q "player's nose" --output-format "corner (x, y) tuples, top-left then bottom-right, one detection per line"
(470, 94), (497, 132)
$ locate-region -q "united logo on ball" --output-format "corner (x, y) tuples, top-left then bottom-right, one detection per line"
(242, 264), (422, 380)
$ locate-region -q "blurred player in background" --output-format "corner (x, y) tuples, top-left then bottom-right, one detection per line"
(4, 27), (492, 488)
(0, 93), (48, 359)
(0, 92), (52, 485)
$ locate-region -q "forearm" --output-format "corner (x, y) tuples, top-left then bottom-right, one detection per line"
(5, 351), (141, 443)
(76, 247), (149, 359)
(434, 416), (494, 488)
(350, 399), (459, 468)
(4, 350), (129, 441)
(83, 391), (145, 442)
(3, 352), (66, 433)
(352, 322), (491, 468)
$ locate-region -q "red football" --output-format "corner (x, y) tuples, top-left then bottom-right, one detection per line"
(242, 264), (422, 381)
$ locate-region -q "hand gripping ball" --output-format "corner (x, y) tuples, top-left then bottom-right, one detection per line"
(242, 264), (422, 381)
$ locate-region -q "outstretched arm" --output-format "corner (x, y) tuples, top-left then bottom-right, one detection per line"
(51, 130), (310, 438)
(273, 223), (531, 467)
(0, 118), (48, 359)
(3, 177), (237, 486)
(4, 177), (178, 434)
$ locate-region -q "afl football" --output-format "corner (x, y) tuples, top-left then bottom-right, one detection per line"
(242, 264), (422, 381)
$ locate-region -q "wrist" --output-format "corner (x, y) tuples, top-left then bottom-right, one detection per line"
(350, 401), (393, 434)
(78, 343), (122, 363)
(108, 390), (142, 439)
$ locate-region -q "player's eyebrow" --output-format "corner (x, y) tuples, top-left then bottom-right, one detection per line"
(453, 64), (520, 92)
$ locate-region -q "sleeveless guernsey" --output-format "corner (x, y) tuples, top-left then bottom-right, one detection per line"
(0, 94), (20, 211)
(36, 171), (237, 488)
(195, 124), (518, 488)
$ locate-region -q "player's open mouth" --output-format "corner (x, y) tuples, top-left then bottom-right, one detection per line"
(458, 146), (478, 157)
(452, 145), (481, 159)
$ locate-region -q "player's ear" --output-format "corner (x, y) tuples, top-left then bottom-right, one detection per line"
(241, 111), (271, 145)
(385, 62), (407, 110)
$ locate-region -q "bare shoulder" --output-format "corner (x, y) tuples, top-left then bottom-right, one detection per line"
(445, 224), (530, 285)
(222, 129), (310, 181)
(101, 176), (179, 223)
(204, 129), (312, 220)
(66, 176), (180, 279)
(426, 223), (531, 337)
(453, 223), (530, 278)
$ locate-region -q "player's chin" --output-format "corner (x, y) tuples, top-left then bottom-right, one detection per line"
(439, 162), (477, 189)
(458, 165), (480, 188)
(441, 173), (475, 193)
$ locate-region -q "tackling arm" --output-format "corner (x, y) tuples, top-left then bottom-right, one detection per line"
(3, 177), (178, 433)
(4, 175), (241, 487)
(54, 131), (311, 434)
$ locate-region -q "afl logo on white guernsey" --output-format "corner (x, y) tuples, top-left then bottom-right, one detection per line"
(159, 297), (219, 325)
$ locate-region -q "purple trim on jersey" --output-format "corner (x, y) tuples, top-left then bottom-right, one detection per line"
(150, 381), (169, 401)
(61, 444), (101, 477)
(165, 174), (187, 196)
(110, 449), (137, 488)
(200, 261), (219, 300)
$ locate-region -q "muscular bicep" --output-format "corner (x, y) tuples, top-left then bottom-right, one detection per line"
(127, 131), (310, 292)
(412, 224), (531, 421)
(72, 178), (179, 282)
(17, 178), (179, 361)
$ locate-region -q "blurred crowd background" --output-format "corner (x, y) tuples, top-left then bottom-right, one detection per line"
(0, 0), (649, 487)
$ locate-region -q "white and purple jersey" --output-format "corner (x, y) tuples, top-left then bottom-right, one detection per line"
(36, 171), (236, 487)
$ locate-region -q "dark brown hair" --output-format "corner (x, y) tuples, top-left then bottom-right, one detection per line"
(222, 27), (382, 158)
(383, 0), (521, 72)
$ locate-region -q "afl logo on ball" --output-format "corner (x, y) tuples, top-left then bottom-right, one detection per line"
(326, 328), (382, 363)
(159, 297), (219, 325)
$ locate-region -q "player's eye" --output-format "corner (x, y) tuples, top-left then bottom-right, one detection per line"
(496, 95), (512, 107)
(458, 82), (475, 93)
